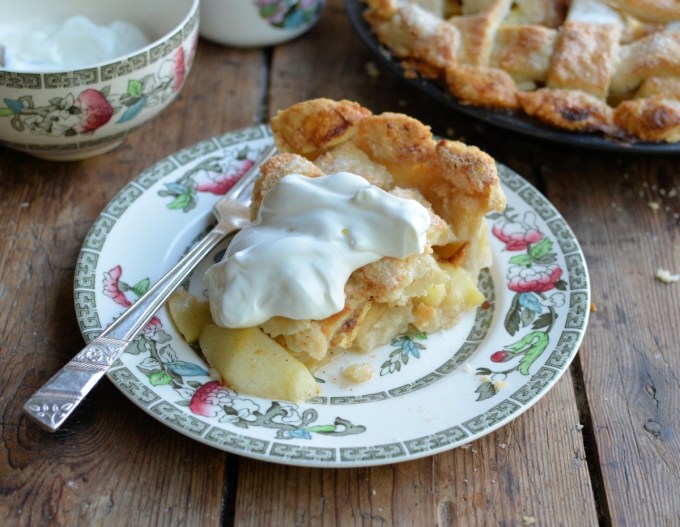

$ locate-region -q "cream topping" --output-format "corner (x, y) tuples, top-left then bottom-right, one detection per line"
(204, 172), (431, 327)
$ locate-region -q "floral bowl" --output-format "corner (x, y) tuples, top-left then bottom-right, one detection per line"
(0, 0), (199, 161)
(199, 0), (325, 48)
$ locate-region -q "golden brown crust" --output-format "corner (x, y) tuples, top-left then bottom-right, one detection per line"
(518, 88), (615, 133)
(272, 98), (501, 196)
(368, 4), (460, 72)
(352, 111), (435, 167)
(490, 24), (557, 83)
(445, 64), (519, 109)
(259, 98), (505, 362)
(252, 153), (323, 216)
(432, 139), (506, 211)
(613, 95), (680, 142)
(546, 22), (621, 98)
(610, 31), (680, 96)
(365, 0), (399, 19)
(362, 0), (680, 143)
(270, 98), (372, 158)
(636, 77), (680, 100)
(449, 7), (507, 66)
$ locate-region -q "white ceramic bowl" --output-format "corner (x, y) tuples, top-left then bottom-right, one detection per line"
(200, 0), (324, 48)
(0, 0), (199, 161)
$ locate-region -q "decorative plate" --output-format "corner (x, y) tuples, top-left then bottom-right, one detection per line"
(74, 125), (590, 467)
(344, 0), (680, 155)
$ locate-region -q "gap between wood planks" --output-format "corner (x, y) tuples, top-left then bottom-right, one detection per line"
(259, 48), (274, 123)
(221, 454), (241, 527)
(570, 358), (612, 527)
(219, 46), (273, 527)
(532, 162), (612, 527)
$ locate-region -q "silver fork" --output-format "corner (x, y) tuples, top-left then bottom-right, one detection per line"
(24, 143), (277, 432)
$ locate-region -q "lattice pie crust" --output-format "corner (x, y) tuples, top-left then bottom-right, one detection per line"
(364, 0), (680, 142)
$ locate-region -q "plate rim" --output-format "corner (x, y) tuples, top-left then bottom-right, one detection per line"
(344, 0), (680, 155)
(73, 126), (591, 467)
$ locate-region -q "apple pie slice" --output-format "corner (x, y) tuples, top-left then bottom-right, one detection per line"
(225, 99), (503, 364)
(170, 99), (506, 401)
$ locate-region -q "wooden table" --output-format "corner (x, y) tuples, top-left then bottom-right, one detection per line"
(2, 1), (679, 525)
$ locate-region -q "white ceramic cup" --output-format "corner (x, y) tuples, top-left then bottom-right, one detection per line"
(200, 0), (325, 47)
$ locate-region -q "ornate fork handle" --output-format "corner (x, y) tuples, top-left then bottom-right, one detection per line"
(23, 337), (129, 431)
(24, 144), (276, 432)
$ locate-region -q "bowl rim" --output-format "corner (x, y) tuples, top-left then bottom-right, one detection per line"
(0, 0), (200, 75)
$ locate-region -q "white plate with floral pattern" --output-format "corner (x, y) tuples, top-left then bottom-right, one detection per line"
(74, 126), (590, 467)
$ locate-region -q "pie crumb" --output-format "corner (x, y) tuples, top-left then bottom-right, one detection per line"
(342, 363), (374, 384)
(493, 379), (510, 392)
(655, 268), (680, 284)
(364, 61), (380, 79)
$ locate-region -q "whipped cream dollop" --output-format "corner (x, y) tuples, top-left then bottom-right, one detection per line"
(0, 16), (150, 72)
(204, 172), (432, 328)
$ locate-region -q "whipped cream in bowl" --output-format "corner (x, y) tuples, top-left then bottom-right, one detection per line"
(0, 16), (150, 72)
(0, 0), (200, 160)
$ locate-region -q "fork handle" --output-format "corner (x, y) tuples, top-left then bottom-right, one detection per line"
(23, 336), (129, 431)
(25, 144), (276, 432)
(23, 223), (240, 432)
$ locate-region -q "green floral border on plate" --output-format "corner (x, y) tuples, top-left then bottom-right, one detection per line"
(73, 127), (590, 467)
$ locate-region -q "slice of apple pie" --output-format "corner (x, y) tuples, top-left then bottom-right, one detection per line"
(170, 99), (506, 401)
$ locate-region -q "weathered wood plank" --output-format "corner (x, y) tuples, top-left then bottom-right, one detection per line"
(233, 377), (598, 526)
(433, 375), (599, 525)
(543, 153), (680, 525)
(0, 41), (265, 527)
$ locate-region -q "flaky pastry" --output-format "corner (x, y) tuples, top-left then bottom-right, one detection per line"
(364, 0), (680, 143)
(242, 98), (507, 368)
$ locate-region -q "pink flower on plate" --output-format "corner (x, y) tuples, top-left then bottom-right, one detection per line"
(173, 47), (186, 92)
(189, 380), (232, 418)
(492, 211), (543, 251)
(103, 265), (132, 307)
(72, 89), (114, 134)
(142, 316), (162, 337)
(196, 158), (256, 195)
(507, 262), (563, 293)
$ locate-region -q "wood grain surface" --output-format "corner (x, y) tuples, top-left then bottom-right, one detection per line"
(1, 1), (678, 525)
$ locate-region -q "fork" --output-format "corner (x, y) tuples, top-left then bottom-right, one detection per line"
(23, 143), (277, 432)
